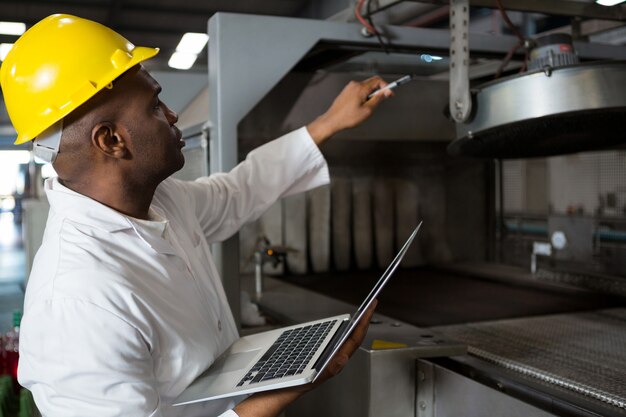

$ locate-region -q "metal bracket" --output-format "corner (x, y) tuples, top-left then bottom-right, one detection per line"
(417, 359), (435, 417)
(449, 0), (472, 123)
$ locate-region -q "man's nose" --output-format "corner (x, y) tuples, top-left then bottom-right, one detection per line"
(163, 102), (178, 125)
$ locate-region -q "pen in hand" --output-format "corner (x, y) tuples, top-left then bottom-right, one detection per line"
(367, 75), (414, 100)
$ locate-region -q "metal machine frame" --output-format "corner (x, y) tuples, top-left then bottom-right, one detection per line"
(207, 12), (626, 326)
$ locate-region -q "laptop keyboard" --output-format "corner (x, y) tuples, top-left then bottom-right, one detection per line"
(237, 320), (337, 387)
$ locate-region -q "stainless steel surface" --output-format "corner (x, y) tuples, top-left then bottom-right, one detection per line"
(459, 61), (626, 137)
(417, 361), (435, 417)
(434, 308), (626, 412)
(449, 0), (472, 123)
(417, 359), (557, 417)
(449, 61), (626, 158)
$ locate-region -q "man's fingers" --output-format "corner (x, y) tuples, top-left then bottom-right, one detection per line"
(361, 77), (392, 107)
(362, 75), (387, 91)
(337, 300), (378, 356)
(366, 89), (393, 107)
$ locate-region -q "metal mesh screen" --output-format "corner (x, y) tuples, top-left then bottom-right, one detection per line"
(436, 308), (626, 411)
(498, 150), (626, 278)
(502, 151), (626, 217)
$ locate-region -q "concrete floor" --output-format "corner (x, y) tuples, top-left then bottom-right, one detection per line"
(0, 212), (25, 333)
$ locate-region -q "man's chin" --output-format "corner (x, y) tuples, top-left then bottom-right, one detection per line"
(174, 153), (186, 173)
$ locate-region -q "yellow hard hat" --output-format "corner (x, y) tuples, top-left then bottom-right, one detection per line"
(0, 14), (159, 145)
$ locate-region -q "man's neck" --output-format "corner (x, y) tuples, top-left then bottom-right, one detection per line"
(58, 176), (158, 220)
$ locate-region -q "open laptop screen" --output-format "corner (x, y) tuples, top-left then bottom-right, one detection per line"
(311, 221), (422, 379)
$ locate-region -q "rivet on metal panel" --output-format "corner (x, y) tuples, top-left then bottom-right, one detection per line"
(416, 360), (434, 417)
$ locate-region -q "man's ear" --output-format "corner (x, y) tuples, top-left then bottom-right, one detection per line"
(91, 122), (128, 159)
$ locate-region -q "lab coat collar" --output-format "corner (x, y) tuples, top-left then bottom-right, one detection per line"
(45, 177), (134, 233)
(44, 177), (178, 256)
(126, 207), (178, 256)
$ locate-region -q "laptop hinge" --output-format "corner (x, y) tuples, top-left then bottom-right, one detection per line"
(312, 320), (350, 372)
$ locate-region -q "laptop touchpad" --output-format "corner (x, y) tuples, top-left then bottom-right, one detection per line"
(212, 350), (260, 373)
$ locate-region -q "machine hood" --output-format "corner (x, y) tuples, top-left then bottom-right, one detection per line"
(448, 60), (626, 158)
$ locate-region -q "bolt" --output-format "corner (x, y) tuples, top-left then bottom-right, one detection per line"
(456, 111), (463, 120)
(468, 131), (474, 139)
(360, 27), (373, 38)
(455, 100), (463, 109)
(419, 401), (427, 410)
(418, 370), (425, 381)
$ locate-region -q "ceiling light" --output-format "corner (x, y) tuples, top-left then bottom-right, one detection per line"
(175, 33), (209, 54)
(0, 21), (26, 36)
(596, 0), (626, 5)
(0, 43), (14, 61)
(168, 52), (197, 70)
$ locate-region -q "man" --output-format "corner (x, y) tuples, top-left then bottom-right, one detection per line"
(1, 14), (392, 417)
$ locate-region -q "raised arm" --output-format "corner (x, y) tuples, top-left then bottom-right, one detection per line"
(172, 76), (391, 243)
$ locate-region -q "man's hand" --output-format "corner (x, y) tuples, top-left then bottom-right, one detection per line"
(308, 300), (378, 385)
(307, 76), (392, 145)
(233, 301), (378, 417)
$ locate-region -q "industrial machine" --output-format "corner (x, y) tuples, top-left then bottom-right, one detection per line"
(201, 4), (626, 416)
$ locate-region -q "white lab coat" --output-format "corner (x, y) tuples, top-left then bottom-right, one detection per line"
(19, 127), (330, 417)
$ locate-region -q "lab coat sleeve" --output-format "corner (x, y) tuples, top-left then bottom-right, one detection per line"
(19, 298), (168, 417)
(182, 126), (329, 243)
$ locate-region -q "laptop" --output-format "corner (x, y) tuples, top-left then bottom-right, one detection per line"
(173, 221), (422, 406)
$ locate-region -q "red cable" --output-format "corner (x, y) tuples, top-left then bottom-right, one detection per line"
(355, 0), (377, 35)
(495, 0), (528, 75)
(496, 0), (525, 44)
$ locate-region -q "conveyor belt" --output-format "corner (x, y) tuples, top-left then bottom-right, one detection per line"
(434, 309), (626, 411)
(281, 267), (624, 326)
